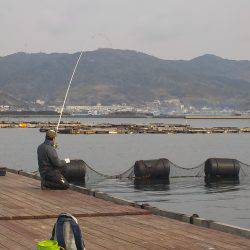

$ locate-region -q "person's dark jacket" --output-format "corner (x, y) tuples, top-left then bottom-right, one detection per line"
(37, 139), (67, 178)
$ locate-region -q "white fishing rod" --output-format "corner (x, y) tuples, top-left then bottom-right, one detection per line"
(56, 51), (84, 132)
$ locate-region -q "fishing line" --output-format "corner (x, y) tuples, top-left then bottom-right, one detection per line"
(56, 51), (84, 131)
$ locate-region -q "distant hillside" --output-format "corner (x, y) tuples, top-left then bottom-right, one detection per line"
(0, 49), (250, 109)
(0, 90), (24, 106)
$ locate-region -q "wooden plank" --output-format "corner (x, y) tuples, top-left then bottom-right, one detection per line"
(0, 173), (147, 218)
(124, 215), (250, 249)
(127, 214), (250, 247)
(2, 173), (139, 213)
(80, 218), (174, 250)
(80, 216), (250, 250)
(0, 223), (36, 249)
(0, 189), (53, 216)
(81, 216), (203, 250)
(1, 216), (250, 250)
(81, 226), (148, 250)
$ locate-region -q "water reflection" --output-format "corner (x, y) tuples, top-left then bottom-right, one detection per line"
(134, 178), (170, 191)
(204, 177), (240, 193)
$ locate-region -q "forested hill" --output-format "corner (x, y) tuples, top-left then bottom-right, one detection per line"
(0, 49), (250, 109)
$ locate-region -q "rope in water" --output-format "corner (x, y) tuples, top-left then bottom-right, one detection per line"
(31, 160), (250, 178)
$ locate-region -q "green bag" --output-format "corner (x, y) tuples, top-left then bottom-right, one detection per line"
(37, 240), (61, 250)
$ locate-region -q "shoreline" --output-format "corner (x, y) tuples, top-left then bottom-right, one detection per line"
(1, 114), (250, 119)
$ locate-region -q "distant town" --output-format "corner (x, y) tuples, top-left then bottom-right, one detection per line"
(0, 98), (249, 117)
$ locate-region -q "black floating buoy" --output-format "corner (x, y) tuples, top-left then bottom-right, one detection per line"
(134, 158), (170, 179)
(204, 158), (240, 180)
(62, 159), (86, 183)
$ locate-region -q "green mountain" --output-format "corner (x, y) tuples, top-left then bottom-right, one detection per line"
(0, 49), (250, 109)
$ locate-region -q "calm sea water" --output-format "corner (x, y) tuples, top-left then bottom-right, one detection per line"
(0, 117), (250, 229)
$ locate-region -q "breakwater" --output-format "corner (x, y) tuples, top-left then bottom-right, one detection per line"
(1, 120), (250, 134)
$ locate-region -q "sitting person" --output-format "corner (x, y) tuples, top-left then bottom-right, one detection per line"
(37, 129), (70, 190)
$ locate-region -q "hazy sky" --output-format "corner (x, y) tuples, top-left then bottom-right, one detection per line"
(0, 0), (250, 59)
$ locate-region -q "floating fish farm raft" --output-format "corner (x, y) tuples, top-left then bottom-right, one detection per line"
(1, 121), (250, 134)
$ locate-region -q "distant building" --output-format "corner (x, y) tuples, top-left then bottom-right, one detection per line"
(36, 99), (45, 105)
(0, 105), (10, 111)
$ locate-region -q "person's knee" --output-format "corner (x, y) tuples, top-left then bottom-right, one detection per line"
(41, 172), (69, 190)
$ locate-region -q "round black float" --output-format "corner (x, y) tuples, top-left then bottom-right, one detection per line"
(134, 158), (170, 179)
(204, 158), (240, 180)
(62, 159), (86, 183)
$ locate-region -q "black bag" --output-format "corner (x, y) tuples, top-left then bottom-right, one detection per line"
(51, 213), (85, 250)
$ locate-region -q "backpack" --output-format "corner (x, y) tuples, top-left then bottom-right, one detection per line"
(51, 213), (85, 250)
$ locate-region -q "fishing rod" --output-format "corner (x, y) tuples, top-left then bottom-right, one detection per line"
(55, 33), (113, 132)
(56, 51), (84, 132)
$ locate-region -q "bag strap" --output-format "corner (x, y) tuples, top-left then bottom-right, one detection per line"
(56, 217), (66, 249)
(50, 223), (56, 240)
(68, 219), (84, 250)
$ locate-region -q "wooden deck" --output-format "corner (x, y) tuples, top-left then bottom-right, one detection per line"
(0, 172), (250, 249)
